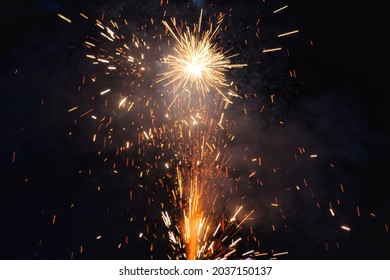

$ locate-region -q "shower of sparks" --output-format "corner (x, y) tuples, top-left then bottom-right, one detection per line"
(62, 8), (258, 260)
(52, 0), (381, 261)
(152, 10), (260, 260)
(157, 10), (246, 103)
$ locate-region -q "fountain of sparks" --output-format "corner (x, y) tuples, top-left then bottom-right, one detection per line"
(62, 3), (290, 260)
(157, 10), (253, 259)
(56, 1), (376, 261)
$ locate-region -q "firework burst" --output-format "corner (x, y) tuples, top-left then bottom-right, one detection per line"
(52, 0), (376, 262)
(157, 10), (246, 104)
(61, 8), (257, 260)
(154, 10), (257, 260)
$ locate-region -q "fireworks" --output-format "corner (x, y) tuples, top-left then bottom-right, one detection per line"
(49, 0), (382, 261)
(157, 10), (246, 104)
(60, 4), (301, 260)
(153, 10), (255, 260)
(59, 6), (258, 259)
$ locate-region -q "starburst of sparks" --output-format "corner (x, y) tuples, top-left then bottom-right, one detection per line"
(157, 10), (246, 103)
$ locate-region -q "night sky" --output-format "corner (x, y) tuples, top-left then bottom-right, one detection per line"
(1, 0), (389, 260)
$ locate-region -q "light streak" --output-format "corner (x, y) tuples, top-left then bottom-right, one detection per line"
(262, 47), (282, 53)
(277, 30), (299, 37)
(273, 5), (288, 14)
(341, 225), (351, 231)
(58, 13), (71, 23)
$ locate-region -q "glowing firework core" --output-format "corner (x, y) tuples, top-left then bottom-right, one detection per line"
(158, 11), (246, 100)
(186, 57), (205, 77)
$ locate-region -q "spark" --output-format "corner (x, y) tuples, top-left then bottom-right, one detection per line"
(273, 5), (288, 14)
(68, 106), (78, 112)
(262, 47), (282, 53)
(242, 250), (254, 256)
(119, 97), (127, 108)
(273, 251), (289, 257)
(58, 13), (71, 23)
(100, 89), (111, 95)
(341, 225), (351, 231)
(80, 13), (88, 20)
(277, 30), (299, 37)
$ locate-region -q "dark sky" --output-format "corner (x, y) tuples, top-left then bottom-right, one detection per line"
(1, 0), (389, 260)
